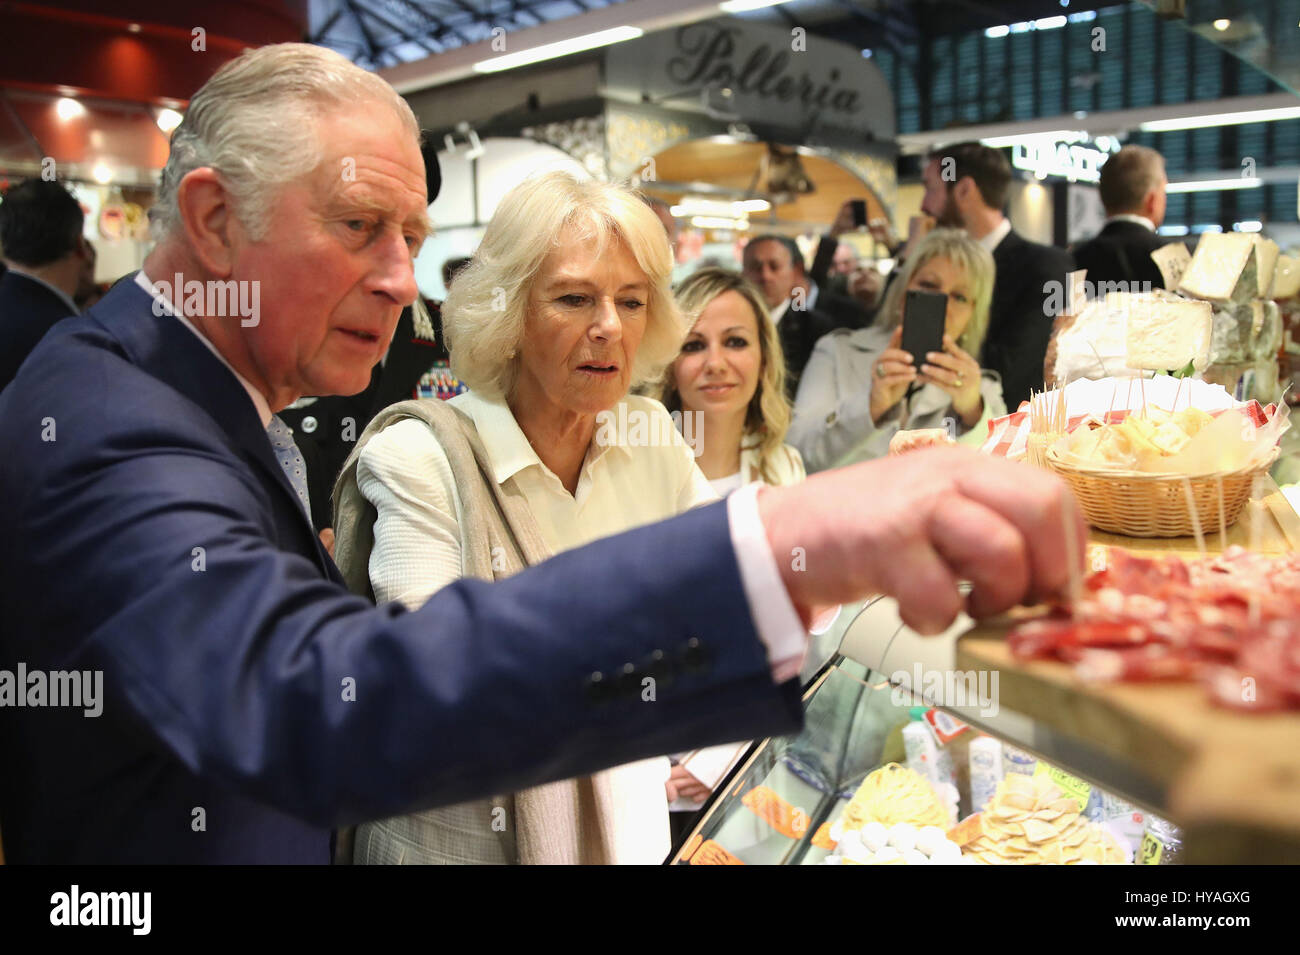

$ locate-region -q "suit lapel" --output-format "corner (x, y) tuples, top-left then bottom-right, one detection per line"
(96, 279), (334, 575)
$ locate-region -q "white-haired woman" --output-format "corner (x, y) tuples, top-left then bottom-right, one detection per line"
(789, 228), (1006, 472)
(335, 171), (708, 865)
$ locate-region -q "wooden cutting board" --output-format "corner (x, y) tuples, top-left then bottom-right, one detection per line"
(954, 477), (1300, 863)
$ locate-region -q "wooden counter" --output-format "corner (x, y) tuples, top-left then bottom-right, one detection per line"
(955, 477), (1300, 863)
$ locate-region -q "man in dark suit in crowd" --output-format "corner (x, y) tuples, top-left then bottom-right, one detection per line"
(1071, 145), (1169, 292)
(742, 234), (836, 398)
(923, 143), (1074, 409)
(0, 178), (96, 389)
(0, 44), (1082, 863)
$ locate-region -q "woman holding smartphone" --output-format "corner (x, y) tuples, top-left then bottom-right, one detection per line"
(789, 229), (1005, 473)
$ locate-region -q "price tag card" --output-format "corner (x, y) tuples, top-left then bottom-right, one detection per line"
(741, 785), (811, 840)
(1138, 831), (1163, 865)
(688, 839), (746, 866)
(1152, 242), (1192, 290)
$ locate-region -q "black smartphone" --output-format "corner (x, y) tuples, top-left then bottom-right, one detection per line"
(901, 289), (947, 372)
(850, 199), (868, 228)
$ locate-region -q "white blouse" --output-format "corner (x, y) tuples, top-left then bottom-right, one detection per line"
(356, 390), (716, 863)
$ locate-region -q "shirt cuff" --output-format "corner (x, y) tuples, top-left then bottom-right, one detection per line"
(726, 483), (807, 684)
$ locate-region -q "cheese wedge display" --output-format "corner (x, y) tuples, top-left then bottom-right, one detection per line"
(1178, 233), (1278, 303)
(1113, 291), (1213, 371)
(1273, 255), (1300, 300)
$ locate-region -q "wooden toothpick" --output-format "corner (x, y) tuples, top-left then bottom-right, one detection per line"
(1183, 477), (1206, 560)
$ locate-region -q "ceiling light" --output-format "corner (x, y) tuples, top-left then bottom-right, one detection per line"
(719, 0), (792, 12)
(1034, 16), (1067, 30)
(1234, 220), (1264, 232)
(1213, 19), (1230, 31)
(92, 164), (112, 184)
(690, 215), (749, 230)
(1157, 225), (1190, 236)
(156, 108), (183, 133)
(127, 22), (142, 33)
(978, 130), (1085, 148)
(984, 25), (1010, 38)
(473, 26), (642, 73)
(1166, 178), (1262, 193)
(56, 97), (85, 121)
(1192, 223), (1224, 233)
(1140, 105), (1300, 131)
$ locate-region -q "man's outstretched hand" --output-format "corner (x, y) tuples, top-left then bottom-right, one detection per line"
(758, 448), (1085, 635)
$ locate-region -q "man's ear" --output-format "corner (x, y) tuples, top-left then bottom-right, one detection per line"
(953, 176), (974, 207)
(175, 168), (236, 277)
(1141, 188), (1159, 220)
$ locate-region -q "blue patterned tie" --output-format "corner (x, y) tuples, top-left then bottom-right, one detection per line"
(266, 414), (312, 518)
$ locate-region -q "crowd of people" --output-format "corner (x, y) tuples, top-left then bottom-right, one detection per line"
(0, 42), (1095, 865)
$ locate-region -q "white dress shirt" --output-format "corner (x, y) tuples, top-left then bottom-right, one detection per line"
(978, 217), (1012, 254)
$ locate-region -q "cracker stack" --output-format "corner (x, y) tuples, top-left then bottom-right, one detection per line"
(948, 773), (1128, 864)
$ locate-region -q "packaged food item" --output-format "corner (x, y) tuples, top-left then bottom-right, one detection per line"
(968, 736), (1004, 813)
(924, 708), (971, 744)
(1138, 815), (1183, 865)
(1099, 792), (1147, 855)
(1003, 744), (1038, 777)
(902, 720), (940, 787)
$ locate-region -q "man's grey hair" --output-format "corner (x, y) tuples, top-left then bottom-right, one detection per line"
(1098, 145), (1166, 216)
(152, 43), (421, 243)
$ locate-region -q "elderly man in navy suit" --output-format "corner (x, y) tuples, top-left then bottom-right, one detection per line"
(0, 44), (1084, 864)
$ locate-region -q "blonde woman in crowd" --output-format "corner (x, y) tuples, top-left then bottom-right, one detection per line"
(789, 228), (1005, 472)
(659, 268), (805, 494)
(656, 267), (805, 844)
(334, 171), (709, 864)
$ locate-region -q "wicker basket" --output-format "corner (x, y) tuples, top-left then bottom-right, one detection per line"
(1045, 448), (1279, 538)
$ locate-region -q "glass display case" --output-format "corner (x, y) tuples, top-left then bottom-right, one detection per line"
(671, 597), (1185, 866)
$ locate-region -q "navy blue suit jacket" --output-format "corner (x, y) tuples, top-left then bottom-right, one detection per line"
(0, 278), (801, 863)
(0, 270), (77, 390)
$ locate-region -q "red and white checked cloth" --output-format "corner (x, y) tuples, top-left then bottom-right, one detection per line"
(981, 401), (1274, 460)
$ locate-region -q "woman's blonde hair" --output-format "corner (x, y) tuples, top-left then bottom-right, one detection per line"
(442, 171), (684, 400)
(877, 227), (995, 357)
(658, 268), (791, 485)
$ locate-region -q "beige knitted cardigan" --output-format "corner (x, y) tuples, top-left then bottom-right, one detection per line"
(333, 398), (618, 864)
